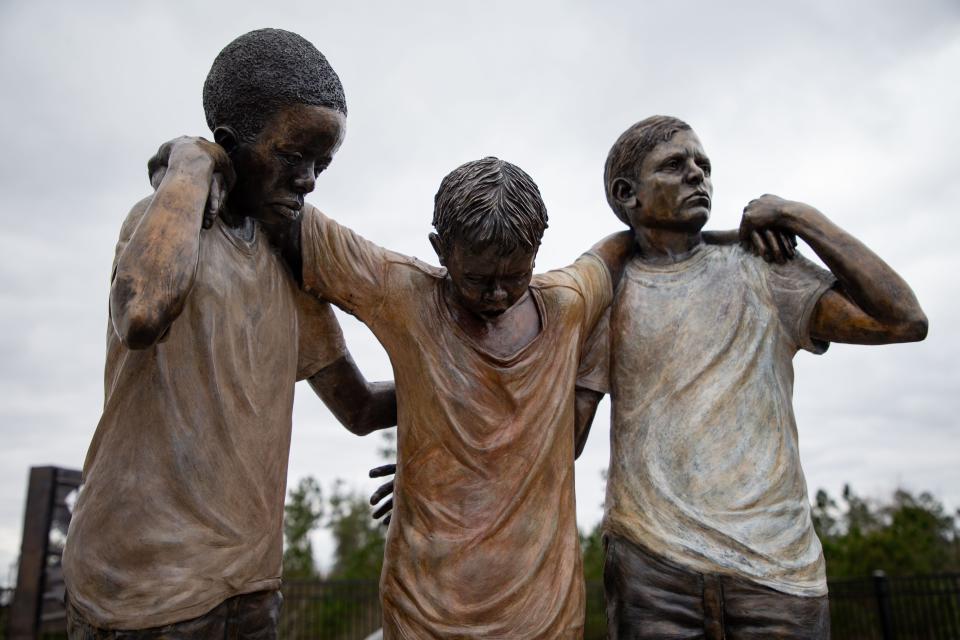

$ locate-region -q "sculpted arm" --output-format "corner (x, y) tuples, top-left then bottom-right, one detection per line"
(574, 387), (604, 459)
(587, 230), (635, 287)
(566, 234), (626, 460)
(111, 138), (231, 349)
(308, 354), (397, 436)
(742, 195), (928, 344)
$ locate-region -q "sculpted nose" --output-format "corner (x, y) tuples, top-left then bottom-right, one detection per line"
(488, 286), (508, 303)
(685, 162), (705, 185)
(292, 166), (316, 194)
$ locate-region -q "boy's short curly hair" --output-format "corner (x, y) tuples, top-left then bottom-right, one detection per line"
(604, 115), (692, 225)
(432, 157), (549, 256)
(202, 28), (347, 142)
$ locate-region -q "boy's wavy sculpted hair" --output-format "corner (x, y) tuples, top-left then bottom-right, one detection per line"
(433, 157), (549, 256)
(604, 115), (692, 225)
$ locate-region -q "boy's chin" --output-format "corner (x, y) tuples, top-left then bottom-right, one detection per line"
(478, 307), (508, 319)
(255, 206), (301, 228)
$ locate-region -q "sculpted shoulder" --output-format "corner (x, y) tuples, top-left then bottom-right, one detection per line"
(302, 202), (445, 282)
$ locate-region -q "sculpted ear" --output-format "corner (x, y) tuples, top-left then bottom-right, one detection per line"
(428, 232), (446, 266)
(213, 126), (241, 154)
(611, 177), (638, 209)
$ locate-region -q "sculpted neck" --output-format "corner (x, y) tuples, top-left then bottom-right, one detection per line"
(220, 202), (251, 227)
(219, 204), (257, 242)
(634, 226), (704, 265)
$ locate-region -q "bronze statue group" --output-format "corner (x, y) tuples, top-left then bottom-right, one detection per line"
(61, 29), (927, 640)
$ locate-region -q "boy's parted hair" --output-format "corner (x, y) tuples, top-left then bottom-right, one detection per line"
(432, 157), (549, 255)
(604, 115), (692, 225)
(203, 28), (347, 142)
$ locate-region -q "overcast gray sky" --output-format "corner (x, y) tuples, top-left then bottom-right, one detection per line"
(1, 0), (958, 582)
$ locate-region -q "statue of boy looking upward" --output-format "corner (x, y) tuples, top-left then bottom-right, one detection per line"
(577, 116), (928, 638)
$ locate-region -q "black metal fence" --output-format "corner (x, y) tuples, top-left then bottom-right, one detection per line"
(4, 574), (960, 639)
(279, 580), (381, 640)
(276, 575), (960, 640)
(828, 572), (960, 639)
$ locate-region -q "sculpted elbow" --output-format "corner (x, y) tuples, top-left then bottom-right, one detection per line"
(110, 295), (168, 350)
(346, 412), (377, 437)
(349, 423), (376, 437)
(903, 313), (929, 342)
(110, 277), (175, 350)
(114, 313), (165, 350)
(887, 311), (928, 344)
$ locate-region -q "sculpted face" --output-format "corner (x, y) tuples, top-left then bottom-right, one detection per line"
(441, 240), (536, 319)
(223, 103), (346, 225)
(625, 129), (713, 232)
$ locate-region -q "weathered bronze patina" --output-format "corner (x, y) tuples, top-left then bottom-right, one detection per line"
(62, 29), (395, 639)
(576, 116), (928, 639)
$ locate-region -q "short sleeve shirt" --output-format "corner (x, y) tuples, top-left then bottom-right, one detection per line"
(63, 203), (347, 629)
(301, 207), (611, 639)
(581, 243), (835, 597)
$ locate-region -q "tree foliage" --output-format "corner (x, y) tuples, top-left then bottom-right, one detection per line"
(578, 484), (960, 583)
(283, 431), (394, 580)
(326, 480), (387, 580)
(282, 477), (387, 580)
(287, 455), (960, 589)
(812, 485), (960, 577)
(283, 476), (325, 579)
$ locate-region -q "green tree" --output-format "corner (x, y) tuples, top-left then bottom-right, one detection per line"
(377, 429), (397, 461)
(580, 522), (605, 583)
(326, 479), (387, 580)
(283, 476), (324, 578)
(813, 484), (960, 578)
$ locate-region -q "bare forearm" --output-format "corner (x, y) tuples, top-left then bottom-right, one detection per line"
(785, 205), (925, 325)
(110, 158), (213, 348)
(574, 387), (603, 460)
(355, 380), (398, 434)
(308, 354), (397, 436)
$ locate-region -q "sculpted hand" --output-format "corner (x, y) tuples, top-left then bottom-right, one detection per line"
(739, 194), (800, 264)
(147, 137), (236, 229)
(369, 463), (396, 527)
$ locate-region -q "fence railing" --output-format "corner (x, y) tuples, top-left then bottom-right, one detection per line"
(829, 572), (960, 640)
(278, 574), (960, 640)
(4, 573), (960, 639)
(279, 579), (381, 640)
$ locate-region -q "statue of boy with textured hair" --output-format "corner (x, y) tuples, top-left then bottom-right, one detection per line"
(576, 115), (928, 638)
(62, 29), (396, 638)
(205, 154), (625, 638)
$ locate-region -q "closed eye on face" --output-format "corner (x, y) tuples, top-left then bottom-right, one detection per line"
(276, 150), (302, 166)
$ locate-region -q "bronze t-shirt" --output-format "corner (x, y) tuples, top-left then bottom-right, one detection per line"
(578, 244), (835, 597)
(301, 207), (612, 639)
(63, 202), (347, 629)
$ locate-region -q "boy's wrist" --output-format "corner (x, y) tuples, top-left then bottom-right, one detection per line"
(168, 144), (217, 175)
(783, 201), (824, 235)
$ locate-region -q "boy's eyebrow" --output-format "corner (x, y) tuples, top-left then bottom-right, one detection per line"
(658, 151), (686, 164)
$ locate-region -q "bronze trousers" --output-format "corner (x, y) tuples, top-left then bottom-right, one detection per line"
(66, 590), (282, 640)
(604, 535), (830, 640)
